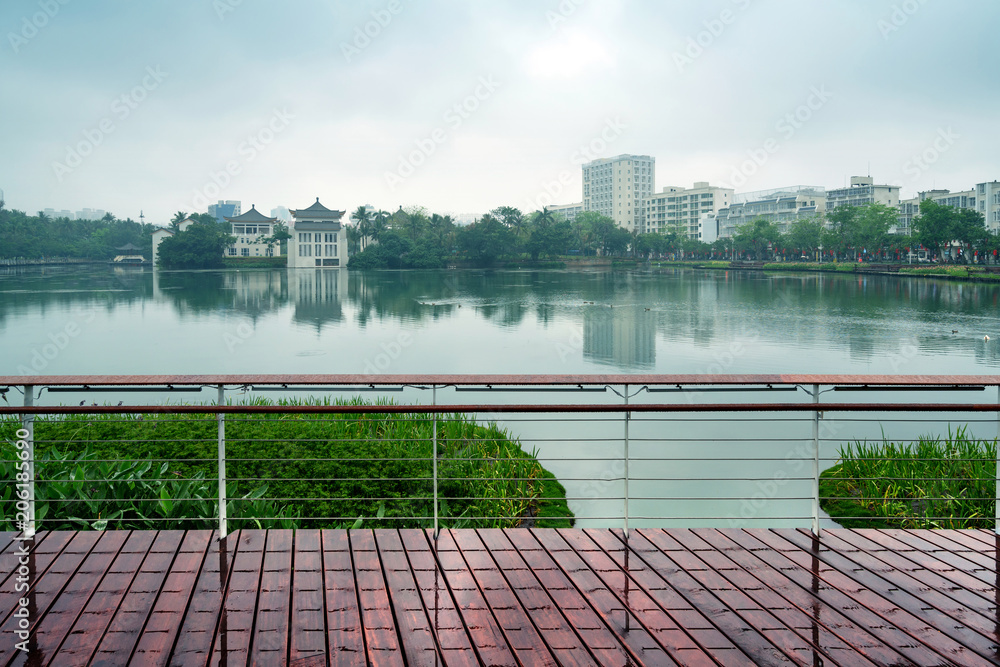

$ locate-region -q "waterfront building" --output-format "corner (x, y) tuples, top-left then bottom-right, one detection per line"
(897, 181), (1000, 234)
(716, 186), (826, 239)
(582, 154), (655, 233)
(826, 176), (900, 211)
(151, 227), (173, 265)
(644, 182), (733, 239)
(288, 198), (347, 268)
(547, 202), (584, 222)
(208, 200), (241, 223)
(224, 205), (281, 258)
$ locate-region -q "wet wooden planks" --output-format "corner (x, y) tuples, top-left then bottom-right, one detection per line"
(1, 528), (999, 666)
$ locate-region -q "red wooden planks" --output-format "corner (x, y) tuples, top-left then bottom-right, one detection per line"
(288, 530), (327, 665)
(348, 529), (404, 666)
(374, 529), (439, 666)
(208, 529), (267, 666)
(321, 530), (366, 665)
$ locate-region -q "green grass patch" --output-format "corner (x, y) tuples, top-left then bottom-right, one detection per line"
(819, 426), (995, 529)
(1, 398), (573, 531)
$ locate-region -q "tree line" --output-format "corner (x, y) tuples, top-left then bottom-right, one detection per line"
(0, 204), (153, 260)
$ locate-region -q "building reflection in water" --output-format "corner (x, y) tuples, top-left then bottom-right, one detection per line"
(583, 306), (656, 369)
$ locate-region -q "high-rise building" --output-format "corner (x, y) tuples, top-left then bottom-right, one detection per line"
(208, 200), (241, 223)
(582, 154), (655, 232)
(270, 206), (292, 223)
(898, 181), (1000, 234)
(644, 182), (733, 239)
(826, 176), (900, 210)
(43, 208), (74, 219)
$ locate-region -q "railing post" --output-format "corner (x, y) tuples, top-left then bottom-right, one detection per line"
(217, 385), (227, 539)
(21, 386), (35, 538)
(432, 385), (439, 540)
(812, 384), (820, 536)
(623, 384), (630, 540)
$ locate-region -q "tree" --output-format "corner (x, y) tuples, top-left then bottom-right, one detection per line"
(156, 221), (234, 269)
(732, 217), (780, 260)
(785, 218), (824, 259)
(525, 220), (573, 260)
(262, 222), (291, 255)
(852, 203), (897, 261)
(492, 206), (526, 239)
(913, 199), (955, 260)
(458, 214), (515, 266)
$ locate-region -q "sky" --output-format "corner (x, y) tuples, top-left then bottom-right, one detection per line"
(2, 0), (998, 225)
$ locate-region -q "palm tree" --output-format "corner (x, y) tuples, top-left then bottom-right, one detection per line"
(370, 210), (389, 243)
(351, 206), (373, 250)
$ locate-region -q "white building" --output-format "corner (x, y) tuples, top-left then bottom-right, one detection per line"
(644, 182), (733, 238)
(151, 227), (173, 266)
(288, 198), (347, 268)
(547, 202), (584, 222)
(582, 154), (655, 232)
(976, 181), (1000, 231)
(224, 205), (281, 258)
(826, 176), (900, 211)
(897, 181), (1000, 234)
(76, 208), (106, 221)
(716, 186), (826, 239)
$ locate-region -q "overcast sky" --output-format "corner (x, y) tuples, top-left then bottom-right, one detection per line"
(2, 0), (998, 224)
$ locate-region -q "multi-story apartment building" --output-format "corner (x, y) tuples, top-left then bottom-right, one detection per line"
(897, 181), (1000, 234)
(826, 176), (900, 211)
(716, 186), (826, 239)
(644, 182), (733, 239)
(547, 202), (584, 222)
(582, 154), (655, 233)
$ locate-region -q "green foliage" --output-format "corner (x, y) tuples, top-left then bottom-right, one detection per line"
(0, 400), (573, 530)
(0, 446), (295, 531)
(458, 214), (518, 266)
(0, 208), (153, 260)
(732, 217), (780, 260)
(157, 221), (235, 269)
(819, 426), (995, 529)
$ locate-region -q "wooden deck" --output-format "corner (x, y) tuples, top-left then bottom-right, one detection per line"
(1, 528), (999, 666)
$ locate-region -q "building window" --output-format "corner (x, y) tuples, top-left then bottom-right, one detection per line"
(325, 233), (335, 243)
(315, 244), (322, 256)
(228, 248), (236, 256)
(241, 248), (249, 257)
(325, 244), (334, 256)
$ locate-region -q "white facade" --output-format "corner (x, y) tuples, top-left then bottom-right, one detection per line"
(288, 198), (347, 269)
(716, 187), (826, 239)
(826, 176), (900, 211)
(582, 154), (655, 232)
(898, 181), (1000, 234)
(225, 206), (281, 258)
(547, 202), (584, 222)
(644, 182), (733, 238)
(976, 181), (1000, 231)
(151, 228), (173, 266)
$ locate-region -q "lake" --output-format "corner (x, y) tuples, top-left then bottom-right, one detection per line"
(2, 265), (999, 528)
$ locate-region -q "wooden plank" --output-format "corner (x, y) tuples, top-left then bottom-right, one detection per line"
(434, 529), (519, 667)
(88, 530), (185, 666)
(288, 530), (327, 665)
(398, 530), (480, 666)
(208, 529), (267, 666)
(155, 530), (238, 667)
(250, 530), (293, 667)
(16, 530), (129, 667)
(766, 529), (996, 667)
(49, 530), (158, 665)
(374, 529), (439, 666)
(349, 529), (404, 666)
(523, 529), (682, 666)
(451, 529), (562, 666)
(693, 529), (913, 667)
(321, 530), (366, 665)
(793, 529), (1000, 660)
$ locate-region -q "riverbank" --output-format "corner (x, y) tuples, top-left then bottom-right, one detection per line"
(0, 400), (574, 531)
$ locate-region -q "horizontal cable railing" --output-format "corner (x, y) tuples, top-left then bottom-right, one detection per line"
(1, 374), (998, 539)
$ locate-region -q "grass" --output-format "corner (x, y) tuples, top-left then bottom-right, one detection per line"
(1, 397), (573, 531)
(819, 426), (995, 529)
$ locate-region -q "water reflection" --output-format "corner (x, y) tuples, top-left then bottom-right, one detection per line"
(2, 265), (1000, 373)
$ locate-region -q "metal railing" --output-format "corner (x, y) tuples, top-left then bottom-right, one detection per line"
(2, 374), (999, 539)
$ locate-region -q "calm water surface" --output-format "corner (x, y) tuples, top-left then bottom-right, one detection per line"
(2, 265), (999, 528)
